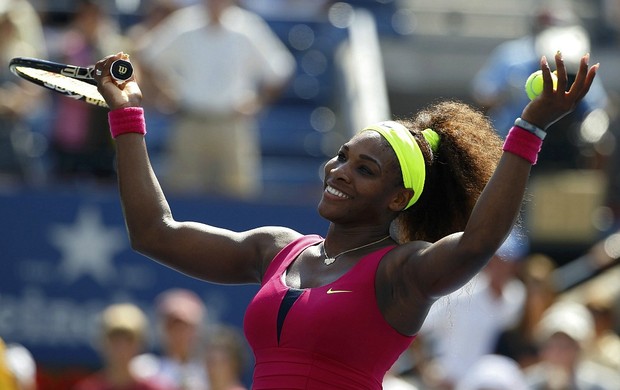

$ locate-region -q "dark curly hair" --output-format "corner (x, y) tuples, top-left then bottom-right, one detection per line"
(392, 100), (503, 243)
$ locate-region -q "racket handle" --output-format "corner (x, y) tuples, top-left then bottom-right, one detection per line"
(110, 59), (133, 81)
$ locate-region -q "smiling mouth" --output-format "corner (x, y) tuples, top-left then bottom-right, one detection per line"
(325, 185), (351, 199)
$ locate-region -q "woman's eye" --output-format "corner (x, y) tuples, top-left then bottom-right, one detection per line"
(359, 166), (373, 175)
(336, 152), (346, 161)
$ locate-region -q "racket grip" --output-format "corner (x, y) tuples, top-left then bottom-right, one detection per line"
(110, 59), (133, 81)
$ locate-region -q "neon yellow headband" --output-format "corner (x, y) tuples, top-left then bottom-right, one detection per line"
(361, 121), (439, 209)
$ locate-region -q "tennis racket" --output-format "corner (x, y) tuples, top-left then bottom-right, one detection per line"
(8, 57), (133, 108)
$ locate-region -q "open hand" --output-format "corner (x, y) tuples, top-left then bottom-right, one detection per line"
(94, 52), (143, 110)
(520, 51), (598, 130)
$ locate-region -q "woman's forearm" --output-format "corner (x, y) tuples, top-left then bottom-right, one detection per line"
(462, 152), (531, 258)
(114, 131), (173, 254)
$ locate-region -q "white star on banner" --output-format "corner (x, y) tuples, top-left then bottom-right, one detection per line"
(50, 205), (126, 285)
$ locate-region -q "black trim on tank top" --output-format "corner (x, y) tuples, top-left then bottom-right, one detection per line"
(277, 288), (304, 344)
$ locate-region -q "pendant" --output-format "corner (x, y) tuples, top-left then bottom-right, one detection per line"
(324, 257), (336, 266)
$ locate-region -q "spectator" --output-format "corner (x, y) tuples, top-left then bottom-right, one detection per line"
(125, 0), (183, 171)
(136, 0), (295, 198)
(524, 300), (620, 389)
(583, 278), (620, 371)
(418, 229), (529, 388)
(0, 337), (37, 390)
(494, 253), (559, 369)
(72, 303), (173, 390)
(455, 354), (528, 390)
(127, 0), (183, 42)
(0, 0), (48, 185)
(132, 289), (209, 390)
(1, 0), (46, 55)
(48, 0), (127, 183)
(204, 325), (249, 390)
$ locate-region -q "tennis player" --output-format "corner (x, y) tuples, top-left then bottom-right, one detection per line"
(94, 51), (597, 389)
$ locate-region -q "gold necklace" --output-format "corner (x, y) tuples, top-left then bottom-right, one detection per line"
(323, 235), (391, 266)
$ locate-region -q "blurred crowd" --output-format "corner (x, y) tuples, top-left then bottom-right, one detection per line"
(395, 229), (620, 390)
(1, 0), (620, 389)
(3, 288), (252, 390)
(1, 0), (619, 203)
(0, 0), (301, 197)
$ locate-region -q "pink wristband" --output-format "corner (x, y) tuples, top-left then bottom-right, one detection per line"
(108, 107), (146, 139)
(502, 126), (543, 165)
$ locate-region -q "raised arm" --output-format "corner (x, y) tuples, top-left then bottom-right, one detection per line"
(410, 52), (598, 299)
(94, 53), (300, 284)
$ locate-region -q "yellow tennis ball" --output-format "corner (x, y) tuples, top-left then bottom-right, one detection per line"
(525, 70), (558, 100)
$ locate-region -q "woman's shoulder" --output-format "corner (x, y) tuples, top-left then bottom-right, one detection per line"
(377, 240), (434, 293)
(250, 226), (318, 276)
(250, 225), (308, 248)
(376, 240), (431, 286)
(383, 239), (430, 263)
(268, 228), (322, 257)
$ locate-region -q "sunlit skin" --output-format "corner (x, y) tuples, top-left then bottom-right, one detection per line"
(93, 51), (597, 340)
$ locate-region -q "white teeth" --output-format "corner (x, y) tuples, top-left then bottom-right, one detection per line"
(326, 186), (350, 199)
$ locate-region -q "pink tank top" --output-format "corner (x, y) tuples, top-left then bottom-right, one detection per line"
(243, 235), (415, 389)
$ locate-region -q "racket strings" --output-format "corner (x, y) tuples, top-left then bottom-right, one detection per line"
(15, 66), (106, 106)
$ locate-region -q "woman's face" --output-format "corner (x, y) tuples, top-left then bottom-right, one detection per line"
(318, 131), (403, 224)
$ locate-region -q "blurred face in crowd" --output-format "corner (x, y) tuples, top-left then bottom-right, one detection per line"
(102, 330), (143, 369)
(539, 332), (581, 371)
(163, 316), (199, 359)
(0, 13), (16, 47)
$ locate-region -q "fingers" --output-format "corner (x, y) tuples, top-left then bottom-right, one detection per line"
(575, 63), (598, 102)
(567, 53), (589, 98)
(522, 52), (599, 130)
(553, 51), (568, 94)
(540, 55), (553, 95)
(541, 52), (598, 105)
(93, 52), (143, 110)
(570, 54), (598, 102)
(94, 52), (126, 84)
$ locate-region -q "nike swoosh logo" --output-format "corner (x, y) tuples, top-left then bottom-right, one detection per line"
(327, 288), (353, 294)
